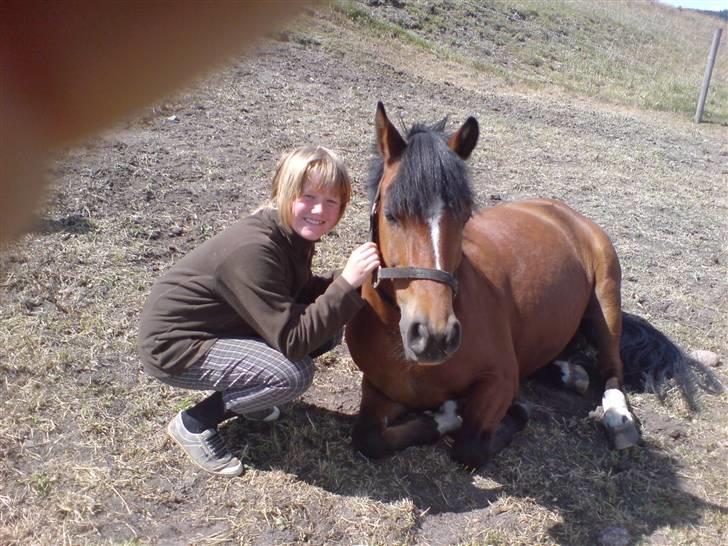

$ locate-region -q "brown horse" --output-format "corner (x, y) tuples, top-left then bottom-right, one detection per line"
(345, 102), (721, 469)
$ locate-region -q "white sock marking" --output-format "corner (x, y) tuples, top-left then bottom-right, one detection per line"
(429, 400), (462, 434)
(602, 388), (634, 428)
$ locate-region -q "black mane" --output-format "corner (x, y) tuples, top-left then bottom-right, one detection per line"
(366, 118), (474, 219)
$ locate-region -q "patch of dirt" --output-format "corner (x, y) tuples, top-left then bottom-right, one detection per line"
(1, 5), (726, 546)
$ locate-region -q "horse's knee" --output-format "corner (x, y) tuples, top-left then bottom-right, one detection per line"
(452, 402), (528, 469)
(268, 356), (314, 401)
(352, 419), (390, 459)
(451, 431), (491, 469)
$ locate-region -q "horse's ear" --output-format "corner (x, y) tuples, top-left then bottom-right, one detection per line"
(375, 102), (406, 162)
(448, 116), (479, 160)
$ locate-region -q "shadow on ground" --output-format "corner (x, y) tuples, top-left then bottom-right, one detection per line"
(223, 382), (726, 545)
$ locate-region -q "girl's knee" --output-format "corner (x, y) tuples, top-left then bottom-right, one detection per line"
(224, 355), (315, 414)
(270, 356), (314, 398)
(289, 356), (315, 394)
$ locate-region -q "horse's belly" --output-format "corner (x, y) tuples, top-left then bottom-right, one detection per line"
(464, 201), (598, 374)
(514, 256), (591, 365)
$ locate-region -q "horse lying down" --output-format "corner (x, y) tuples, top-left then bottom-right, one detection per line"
(345, 102), (723, 469)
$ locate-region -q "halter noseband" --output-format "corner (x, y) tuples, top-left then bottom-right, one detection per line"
(369, 184), (459, 297)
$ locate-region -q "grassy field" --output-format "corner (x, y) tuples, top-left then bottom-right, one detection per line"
(1, 1), (727, 544)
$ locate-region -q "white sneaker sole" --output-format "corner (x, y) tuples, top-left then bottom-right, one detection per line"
(166, 417), (244, 477)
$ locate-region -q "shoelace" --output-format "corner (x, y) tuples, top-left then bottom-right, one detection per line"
(204, 431), (229, 459)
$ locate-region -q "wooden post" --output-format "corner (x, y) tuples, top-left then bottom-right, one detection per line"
(694, 28), (722, 124)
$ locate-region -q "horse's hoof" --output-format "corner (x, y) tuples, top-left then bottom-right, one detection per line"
(570, 365), (590, 395)
(600, 388), (640, 449)
(554, 360), (590, 394)
(603, 410), (641, 450)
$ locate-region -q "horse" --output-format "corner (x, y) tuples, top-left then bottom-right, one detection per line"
(345, 102), (723, 469)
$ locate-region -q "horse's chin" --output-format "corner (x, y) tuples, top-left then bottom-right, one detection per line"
(403, 350), (451, 366)
(414, 359), (449, 367)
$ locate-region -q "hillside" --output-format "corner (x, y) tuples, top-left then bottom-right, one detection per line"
(340, 0), (728, 122)
(1, 1), (726, 545)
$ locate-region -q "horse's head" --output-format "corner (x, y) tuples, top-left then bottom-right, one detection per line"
(367, 102), (478, 365)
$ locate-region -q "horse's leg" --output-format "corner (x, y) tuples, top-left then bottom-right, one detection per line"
(532, 359), (590, 395)
(587, 265), (641, 449)
(352, 378), (462, 459)
(451, 374), (527, 469)
(484, 400), (530, 457)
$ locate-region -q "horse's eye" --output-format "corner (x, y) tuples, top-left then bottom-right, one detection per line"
(384, 211), (399, 225)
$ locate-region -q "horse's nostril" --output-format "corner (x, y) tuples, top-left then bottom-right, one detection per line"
(404, 318), (460, 361)
(408, 322), (429, 354)
(446, 319), (462, 353)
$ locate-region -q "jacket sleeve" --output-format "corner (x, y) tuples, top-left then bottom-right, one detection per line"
(297, 271), (336, 304)
(214, 243), (363, 361)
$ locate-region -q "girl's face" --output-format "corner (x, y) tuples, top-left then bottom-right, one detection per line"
(290, 175), (342, 241)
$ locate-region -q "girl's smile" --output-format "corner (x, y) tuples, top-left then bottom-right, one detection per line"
(290, 175), (342, 241)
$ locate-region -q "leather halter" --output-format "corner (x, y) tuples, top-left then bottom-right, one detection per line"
(369, 183), (459, 297)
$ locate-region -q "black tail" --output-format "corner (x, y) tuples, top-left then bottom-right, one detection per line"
(620, 312), (724, 411)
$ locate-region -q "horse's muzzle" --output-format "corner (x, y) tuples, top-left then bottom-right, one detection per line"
(401, 315), (462, 364)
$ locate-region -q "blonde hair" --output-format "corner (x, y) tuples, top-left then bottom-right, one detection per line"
(265, 146), (352, 231)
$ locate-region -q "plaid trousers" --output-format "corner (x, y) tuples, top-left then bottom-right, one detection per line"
(157, 332), (340, 414)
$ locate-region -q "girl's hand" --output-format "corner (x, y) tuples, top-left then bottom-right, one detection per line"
(341, 242), (380, 288)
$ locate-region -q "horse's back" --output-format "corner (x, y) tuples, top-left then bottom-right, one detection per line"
(462, 198), (618, 374)
(466, 198), (615, 274)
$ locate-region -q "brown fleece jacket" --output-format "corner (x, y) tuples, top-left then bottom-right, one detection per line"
(138, 208), (364, 378)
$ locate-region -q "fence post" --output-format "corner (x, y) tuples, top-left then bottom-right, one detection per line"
(694, 28), (723, 124)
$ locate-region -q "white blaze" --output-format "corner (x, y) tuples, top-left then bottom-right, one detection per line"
(428, 198), (445, 270)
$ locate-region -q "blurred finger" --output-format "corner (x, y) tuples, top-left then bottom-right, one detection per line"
(1, 0), (316, 244)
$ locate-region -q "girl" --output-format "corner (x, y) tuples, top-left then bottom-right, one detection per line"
(138, 146), (379, 476)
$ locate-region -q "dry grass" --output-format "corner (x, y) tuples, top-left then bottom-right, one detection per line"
(1, 1), (727, 545)
(336, 0), (728, 122)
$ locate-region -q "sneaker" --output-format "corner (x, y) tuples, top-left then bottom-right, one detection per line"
(240, 406), (280, 422)
(167, 412), (243, 476)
